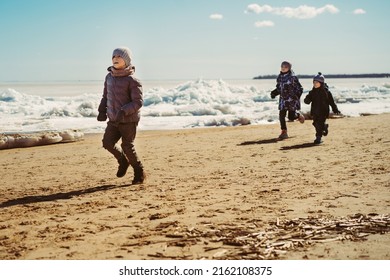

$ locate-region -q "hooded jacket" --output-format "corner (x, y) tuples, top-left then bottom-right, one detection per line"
(98, 66), (143, 123)
(304, 85), (338, 118)
(275, 70), (303, 111)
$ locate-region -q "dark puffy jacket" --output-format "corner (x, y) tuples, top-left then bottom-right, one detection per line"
(98, 67), (143, 123)
(304, 85), (339, 118)
(275, 71), (303, 111)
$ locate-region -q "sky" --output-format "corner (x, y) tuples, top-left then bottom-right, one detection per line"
(0, 0), (389, 81)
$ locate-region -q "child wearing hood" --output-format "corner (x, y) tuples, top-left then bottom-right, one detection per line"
(97, 47), (145, 184)
(270, 61), (305, 140)
(304, 72), (341, 144)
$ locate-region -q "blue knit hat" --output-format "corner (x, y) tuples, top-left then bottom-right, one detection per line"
(112, 47), (132, 67)
(313, 72), (325, 83)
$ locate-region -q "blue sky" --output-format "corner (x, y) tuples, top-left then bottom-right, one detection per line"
(0, 0), (389, 81)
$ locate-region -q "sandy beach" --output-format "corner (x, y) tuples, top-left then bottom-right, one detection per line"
(0, 114), (389, 260)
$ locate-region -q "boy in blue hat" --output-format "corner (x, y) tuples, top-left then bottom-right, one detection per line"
(304, 72), (341, 144)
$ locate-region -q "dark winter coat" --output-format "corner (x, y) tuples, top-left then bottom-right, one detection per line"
(304, 85), (339, 118)
(98, 66), (143, 123)
(274, 71), (303, 111)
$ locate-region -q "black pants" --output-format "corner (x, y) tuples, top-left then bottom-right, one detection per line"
(279, 110), (299, 130)
(102, 121), (141, 168)
(312, 116), (327, 138)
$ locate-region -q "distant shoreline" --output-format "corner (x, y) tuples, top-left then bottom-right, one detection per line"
(253, 73), (390, 79)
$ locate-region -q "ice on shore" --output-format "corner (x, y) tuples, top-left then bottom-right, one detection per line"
(1, 79), (390, 133)
(0, 130), (84, 150)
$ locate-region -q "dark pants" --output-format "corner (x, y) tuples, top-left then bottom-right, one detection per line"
(102, 121), (142, 169)
(312, 116), (327, 138)
(279, 110), (299, 130)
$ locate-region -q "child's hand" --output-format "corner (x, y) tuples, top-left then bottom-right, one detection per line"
(270, 89), (278, 99)
(97, 112), (107, 121)
(333, 109), (341, 115)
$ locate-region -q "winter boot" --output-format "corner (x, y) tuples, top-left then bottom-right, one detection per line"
(116, 154), (129, 178)
(278, 130), (288, 140)
(314, 136), (322, 145)
(323, 124), (329, 136)
(298, 113), (305, 124)
(132, 164), (145, 185)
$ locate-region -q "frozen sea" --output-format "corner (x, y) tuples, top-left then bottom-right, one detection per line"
(1, 78), (390, 133)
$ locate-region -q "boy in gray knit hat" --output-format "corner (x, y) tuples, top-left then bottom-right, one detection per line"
(97, 47), (145, 184)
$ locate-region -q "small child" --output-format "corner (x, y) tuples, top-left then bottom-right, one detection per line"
(304, 72), (341, 144)
(270, 61), (305, 140)
(97, 47), (145, 184)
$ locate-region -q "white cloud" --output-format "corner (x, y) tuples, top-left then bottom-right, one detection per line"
(246, 4), (339, 19)
(246, 4), (273, 14)
(353, 9), (366, 15)
(254, 20), (275, 28)
(209, 14), (223, 20)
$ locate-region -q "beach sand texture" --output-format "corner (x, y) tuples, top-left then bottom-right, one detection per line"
(0, 114), (389, 260)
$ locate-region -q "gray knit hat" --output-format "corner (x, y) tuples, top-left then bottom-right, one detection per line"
(313, 72), (325, 83)
(112, 47), (132, 67)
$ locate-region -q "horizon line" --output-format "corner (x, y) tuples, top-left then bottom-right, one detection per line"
(1, 73), (390, 83)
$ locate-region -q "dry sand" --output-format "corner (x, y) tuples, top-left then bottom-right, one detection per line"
(0, 114), (389, 260)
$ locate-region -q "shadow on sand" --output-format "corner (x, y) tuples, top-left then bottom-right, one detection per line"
(280, 142), (319, 150)
(239, 137), (295, 146)
(0, 184), (131, 208)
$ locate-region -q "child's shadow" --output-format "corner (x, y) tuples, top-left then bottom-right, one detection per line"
(0, 184), (132, 209)
(280, 142), (318, 150)
(238, 137), (295, 146)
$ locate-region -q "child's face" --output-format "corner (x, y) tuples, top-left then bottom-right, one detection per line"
(281, 65), (289, 73)
(112, 55), (126, 70)
(313, 81), (321, 88)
